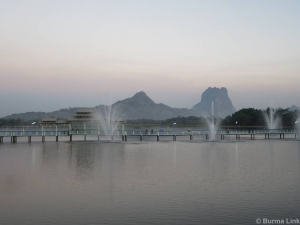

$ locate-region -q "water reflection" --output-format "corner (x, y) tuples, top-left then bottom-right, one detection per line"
(31, 145), (37, 172)
(65, 142), (127, 184)
(75, 145), (95, 169)
(0, 174), (24, 194)
(0, 145), (28, 195)
(42, 142), (59, 165)
(67, 143), (96, 181)
(173, 142), (177, 170)
(0, 140), (300, 225)
(235, 142), (238, 169)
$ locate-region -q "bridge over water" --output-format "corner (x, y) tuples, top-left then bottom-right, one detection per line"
(0, 128), (299, 143)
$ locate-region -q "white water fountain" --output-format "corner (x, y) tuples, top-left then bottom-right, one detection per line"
(204, 102), (219, 141)
(263, 107), (281, 130)
(94, 104), (123, 141)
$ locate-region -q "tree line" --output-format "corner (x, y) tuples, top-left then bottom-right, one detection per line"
(221, 108), (299, 127)
(127, 108), (299, 128)
(0, 118), (35, 127)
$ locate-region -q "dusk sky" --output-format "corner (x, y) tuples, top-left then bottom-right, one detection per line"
(1, 0), (300, 117)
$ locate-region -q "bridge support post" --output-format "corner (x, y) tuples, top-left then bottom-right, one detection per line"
(70, 134), (72, 142)
(11, 136), (17, 143)
(28, 136), (31, 143)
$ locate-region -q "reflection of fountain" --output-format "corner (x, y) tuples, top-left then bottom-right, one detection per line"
(204, 102), (219, 141)
(263, 107), (281, 130)
(295, 116), (299, 138)
(95, 104), (122, 141)
(173, 143), (177, 170)
(235, 142), (238, 168)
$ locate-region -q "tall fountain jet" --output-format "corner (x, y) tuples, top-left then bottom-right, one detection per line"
(263, 107), (281, 130)
(95, 104), (122, 141)
(205, 101), (218, 141)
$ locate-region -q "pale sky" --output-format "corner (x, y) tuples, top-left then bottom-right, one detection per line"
(1, 0), (300, 117)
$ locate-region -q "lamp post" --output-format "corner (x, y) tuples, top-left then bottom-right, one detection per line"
(236, 121), (240, 140)
(173, 123), (176, 134)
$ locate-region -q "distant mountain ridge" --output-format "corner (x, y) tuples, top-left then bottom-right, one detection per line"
(3, 108), (81, 121)
(3, 91), (198, 121)
(107, 91), (198, 120)
(289, 105), (300, 111)
(3, 88), (298, 121)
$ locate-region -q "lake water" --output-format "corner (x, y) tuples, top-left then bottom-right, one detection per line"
(1, 139), (300, 225)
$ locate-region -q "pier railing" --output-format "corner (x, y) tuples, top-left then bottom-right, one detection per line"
(0, 129), (298, 137)
(0, 128), (299, 143)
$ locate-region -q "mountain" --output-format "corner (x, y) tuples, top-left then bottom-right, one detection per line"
(3, 92), (198, 121)
(3, 88), (238, 121)
(97, 91), (198, 120)
(3, 108), (80, 121)
(192, 87), (236, 118)
(289, 105), (300, 111)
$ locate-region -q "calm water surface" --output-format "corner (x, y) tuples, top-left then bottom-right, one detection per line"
(1, 140), (300, 225)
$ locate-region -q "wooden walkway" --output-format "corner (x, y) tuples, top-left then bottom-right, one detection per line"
(1, 132), (299, 143)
